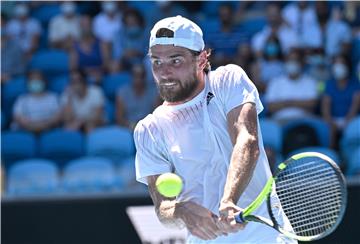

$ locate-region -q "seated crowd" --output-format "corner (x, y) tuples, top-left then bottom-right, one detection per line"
(1, 1), (360, 195)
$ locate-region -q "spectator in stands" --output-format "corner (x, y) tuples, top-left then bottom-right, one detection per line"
(207, 3), (245, 68)
(313, 2), (352, 58)
(48, 1), (81, 50)
(5, 3), (42, 56)
(321, 55), (360, 148)
(305, 48), (331, 85)
(70, 15), (110, 84)
(252, 3), (298, 57)
(61, 69), (105, 133)
(282, 1), (319, 49)
(92, 1), (122, 43)
(112, 9), (147, 70)
(115, 64), (157, 130)
(265, 49), (318, 122)
(253, 35), (285, 94)
(1, 27), (26, 82)
(12, 70), (61, 133)
(146, 1), (189, 27)
(233, 42), (254, 75)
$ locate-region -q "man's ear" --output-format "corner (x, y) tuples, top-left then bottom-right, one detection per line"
(197, 51), (207, 71)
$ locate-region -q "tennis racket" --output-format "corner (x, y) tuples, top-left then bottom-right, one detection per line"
(235, 152), (347, 241)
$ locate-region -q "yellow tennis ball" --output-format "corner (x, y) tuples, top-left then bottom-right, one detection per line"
(156, 173), (183, 198)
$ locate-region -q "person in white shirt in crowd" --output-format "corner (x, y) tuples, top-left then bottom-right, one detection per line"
(134, 15), (296, 243)
(251, 3), (298, 57)
(115, 63), (157, 130)
(61, 69), (105, 133)
(265, 49), (318, 122)
(92, 1), (122, 43)
(13, 70), (61, 133)
(48, 1), (81, 50)
(281, 1), (318, 49)
(5, 3), (42, 57)
(309, 2), (352, 58)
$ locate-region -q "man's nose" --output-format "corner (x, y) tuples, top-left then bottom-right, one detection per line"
(158, 65), (173, 78)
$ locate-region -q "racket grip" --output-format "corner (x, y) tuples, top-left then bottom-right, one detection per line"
(235, 212), (246, 224)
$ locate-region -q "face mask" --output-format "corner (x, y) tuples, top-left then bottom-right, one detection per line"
(15, 4), (29, 18)
(332, 63), (348, 80)
(265, 43), (279, 57)
(102, 2), (116, 14)
(28, 80), (45, 93)
(61, 2), (76, 15)
(286, 61), (301, 76)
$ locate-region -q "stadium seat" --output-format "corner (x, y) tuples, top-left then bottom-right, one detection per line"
(259, 118), (282, 153)
(31, 4), (61, 27)
(347, 146), (360, 176)
(287, 146), (342, 166)
(7, 159), (60, 196)
(102, 72), (132, 101)
(282, 117), (331, 148)
(49, 75), (69, 94)
(239, 17), (267, 38)
(29, 49), (69, 77)
(39, 129), (84, 167)
(2, 131), (37, 168)
(340, 116), (360, 162)
(62, 157), (119, 193)
(118, 156), (147, 194)
(86, 126), (135, 164)
(2, 77), (27, 117)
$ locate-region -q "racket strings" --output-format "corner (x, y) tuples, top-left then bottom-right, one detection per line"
(273, 158), (344, 238)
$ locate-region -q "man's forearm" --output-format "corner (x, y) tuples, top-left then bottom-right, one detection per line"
(147, 176), (185, 229)
(156, 200), (186, 229)
(221, 135), (259, 204)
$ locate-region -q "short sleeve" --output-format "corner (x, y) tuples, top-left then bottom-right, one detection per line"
(13, 96), (25, 117)
(214, 64), (264, 115)
(134, 119), (172, 185)
(90, 86), (105, 107)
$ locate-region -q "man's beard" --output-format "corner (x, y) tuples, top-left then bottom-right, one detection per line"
(157, 77), (198, 103)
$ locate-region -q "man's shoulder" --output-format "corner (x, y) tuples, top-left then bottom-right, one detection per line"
(209, 64), (245, 84)
(133, 113), (161, 138)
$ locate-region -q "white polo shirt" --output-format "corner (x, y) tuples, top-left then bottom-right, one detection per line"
(134, 64), (296, 243)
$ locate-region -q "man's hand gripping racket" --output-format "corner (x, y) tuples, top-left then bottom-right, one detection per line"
(235, 152), (347, 241)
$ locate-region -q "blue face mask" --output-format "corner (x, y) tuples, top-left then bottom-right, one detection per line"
(28, 80), (45, 93)
(265, 43), (280, 57)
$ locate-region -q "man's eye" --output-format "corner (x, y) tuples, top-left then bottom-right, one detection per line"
(173, 59), (181, 64)
(153, 60), (161, 66)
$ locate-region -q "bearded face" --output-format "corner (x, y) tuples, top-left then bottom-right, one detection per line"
(150, 45), (201, 103)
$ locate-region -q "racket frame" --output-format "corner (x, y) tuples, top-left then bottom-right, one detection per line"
(235, 152), (347, 241)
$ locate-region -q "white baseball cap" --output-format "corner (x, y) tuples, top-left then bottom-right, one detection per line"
(149, 15), (205, 52)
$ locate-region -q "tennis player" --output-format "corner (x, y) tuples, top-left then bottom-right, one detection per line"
(134, 16), (296, 243)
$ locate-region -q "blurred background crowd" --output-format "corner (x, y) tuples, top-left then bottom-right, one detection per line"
(1, 1), (360, 197)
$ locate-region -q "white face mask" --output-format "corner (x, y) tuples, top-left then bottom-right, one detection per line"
(332, 63), (348, 80)
(102, 2), (116, 14)
(285, 61), (301, 76)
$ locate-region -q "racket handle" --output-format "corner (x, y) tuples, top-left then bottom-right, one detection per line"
(235, 212), (246, 224)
